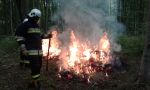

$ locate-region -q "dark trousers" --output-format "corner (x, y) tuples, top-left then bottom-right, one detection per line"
(20, 50), (30, 64)
(28, 55), (42, 80)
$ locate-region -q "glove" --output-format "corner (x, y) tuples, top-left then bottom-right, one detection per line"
(20, 44), (28, 56)
(43, 33), (52, 38)
(47, 33), (52, 38)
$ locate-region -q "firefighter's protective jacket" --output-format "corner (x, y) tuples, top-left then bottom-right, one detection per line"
(15, 20), (43, 56)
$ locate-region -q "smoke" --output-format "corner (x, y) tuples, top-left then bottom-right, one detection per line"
(51, 0), (125, 52)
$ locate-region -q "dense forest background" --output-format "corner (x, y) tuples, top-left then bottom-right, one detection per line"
(0, 0), (148, 35)
(0, 0), (147, 57)
(0, 0), (57, 35)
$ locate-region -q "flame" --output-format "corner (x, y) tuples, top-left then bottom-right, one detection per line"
(42, 30), (112, 77)
(42, 30), (61, 57)
(68, 31), (80, 67)
(42, 39), (49, 56)
(99, 32), (110, 53)
(98, 32), (111, 64)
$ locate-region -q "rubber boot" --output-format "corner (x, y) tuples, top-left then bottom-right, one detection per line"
(34, 80), (41, 90)
(24, 63), (30, 68)
(28, 80), (41, 90)
(19, 61), (25, 69)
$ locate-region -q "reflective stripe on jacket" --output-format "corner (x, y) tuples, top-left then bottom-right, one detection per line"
(27, 28), (41, 34)
(27, 50), (43, 55)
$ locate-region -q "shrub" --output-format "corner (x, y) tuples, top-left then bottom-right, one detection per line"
(118, 35), (144, 57)
(0, 36), (18, 55)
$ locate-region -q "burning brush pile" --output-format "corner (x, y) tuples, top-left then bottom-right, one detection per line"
(42, 30), (122, 83)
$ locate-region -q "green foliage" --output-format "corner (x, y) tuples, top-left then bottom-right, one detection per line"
(0, 36), (18, 55)
(118, 35), (144, 57)
(120, 0), (148, 35)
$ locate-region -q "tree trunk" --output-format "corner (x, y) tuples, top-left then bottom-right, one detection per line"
(15, 0), (23, 21)
(10, 0), (13, 35)
(139, 0), (150, 83)
(21, 0), (29, 17)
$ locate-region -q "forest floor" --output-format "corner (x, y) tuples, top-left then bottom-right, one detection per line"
(0, 49), (149, 90)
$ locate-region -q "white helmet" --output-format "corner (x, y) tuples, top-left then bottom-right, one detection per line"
(28, 9), (41, 18)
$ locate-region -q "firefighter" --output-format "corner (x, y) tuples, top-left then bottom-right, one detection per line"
(17, 17), (29, 68)
(15, 8), (51, 89)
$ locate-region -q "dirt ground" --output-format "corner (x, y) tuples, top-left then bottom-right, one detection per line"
(0, 51), (149, 90)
